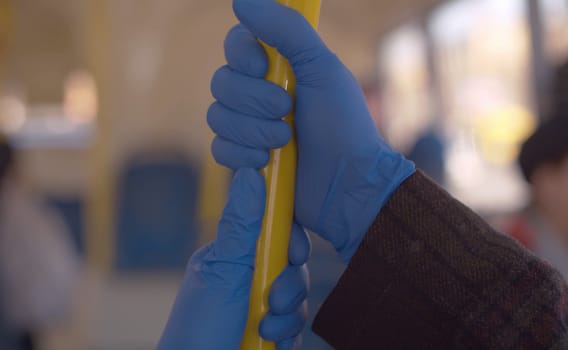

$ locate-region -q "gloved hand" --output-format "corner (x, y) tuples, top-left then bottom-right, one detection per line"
(208, 0), (416, 263)
(157, 169), (310, 350)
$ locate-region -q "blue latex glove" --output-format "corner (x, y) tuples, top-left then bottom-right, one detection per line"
(208, 0), (416, 263)
(157, 169), (310, 350)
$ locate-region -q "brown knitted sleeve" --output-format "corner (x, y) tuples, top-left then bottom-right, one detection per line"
(312, 172), (568, 349)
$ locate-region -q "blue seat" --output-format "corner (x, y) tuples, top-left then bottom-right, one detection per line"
(115, 154), (200, 270)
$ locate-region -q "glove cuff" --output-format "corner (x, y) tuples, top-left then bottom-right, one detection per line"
(320, 148), (415, 263)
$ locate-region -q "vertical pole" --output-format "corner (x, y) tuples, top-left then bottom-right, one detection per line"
(240, 1), (321, 349)
(420, 15), (445, 125)
(85, 0), (115, 273)
(527, 0), (552, 121)
(0, 0), (13, 82)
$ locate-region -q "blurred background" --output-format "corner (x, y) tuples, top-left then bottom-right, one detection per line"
(0, 0), (567, 349)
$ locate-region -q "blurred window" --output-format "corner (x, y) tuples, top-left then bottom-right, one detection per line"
(429, 0), (534, 213)
(380, 0), (536, 213)
(0, 70), (96, 149)
(378, 24), (431, 152)
(64, 70), (98, 125)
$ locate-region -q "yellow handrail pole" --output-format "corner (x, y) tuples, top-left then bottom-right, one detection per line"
(85, 0), (115, 274)
(0, 0), (13, 81)
(241, 1), (321, 349)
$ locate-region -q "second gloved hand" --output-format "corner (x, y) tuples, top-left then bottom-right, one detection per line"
(208, 0), (416, 263)
(157, 169), (310, 350)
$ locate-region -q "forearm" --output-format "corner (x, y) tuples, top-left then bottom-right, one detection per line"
(313, 172), (568, 349)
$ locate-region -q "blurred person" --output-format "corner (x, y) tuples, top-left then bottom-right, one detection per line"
(159, 1), (568, 349)
(552, 60), (568, 117)
(406, 127), (446, 186)
(506, 117), (568, 280)
(0, 137), (79, 350)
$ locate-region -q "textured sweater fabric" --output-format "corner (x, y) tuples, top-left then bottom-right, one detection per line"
(312, 172), (568, 349)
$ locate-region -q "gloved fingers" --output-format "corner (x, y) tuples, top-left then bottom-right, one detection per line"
(209, 168), (265, 265)
(211, 65), (292, 119)
(208, 102), (291, 150)
(268, 264), (309, 315)
(157, 169), (265, 350)
(212, 136), (270, 170)
(225, 24), (268, 78)
(288, 222), (311, 266)
(233, 0), (337, 80)
(277, 335), (302, 350)
(260, 300), (308, 343)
